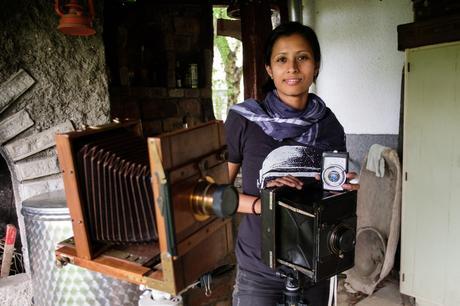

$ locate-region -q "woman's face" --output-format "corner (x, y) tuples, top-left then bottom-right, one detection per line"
(265, 33), (318, 108)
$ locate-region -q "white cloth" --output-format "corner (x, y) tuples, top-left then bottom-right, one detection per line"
(365, 144), (388, 177)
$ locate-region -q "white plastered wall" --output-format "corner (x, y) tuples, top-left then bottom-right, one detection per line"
(304, 0), (413, 134)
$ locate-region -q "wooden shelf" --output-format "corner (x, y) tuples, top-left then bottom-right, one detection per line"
(397, 14), (460, 50)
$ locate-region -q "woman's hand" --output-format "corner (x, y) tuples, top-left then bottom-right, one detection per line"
(265, 175), (304, 190)
(342, 172), (360, 191)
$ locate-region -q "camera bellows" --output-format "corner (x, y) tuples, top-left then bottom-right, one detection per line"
(76, 130), (157, 243)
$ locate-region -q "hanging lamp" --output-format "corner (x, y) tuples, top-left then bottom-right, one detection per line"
(54, 0), (96, 36)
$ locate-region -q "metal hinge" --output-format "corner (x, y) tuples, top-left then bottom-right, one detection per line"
(402, 273), (405, 282)
(407, 62), (411, 72)
(405, 172), (408, 181)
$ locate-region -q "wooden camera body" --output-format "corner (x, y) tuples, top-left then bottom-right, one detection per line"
(55, 120), (235, 295)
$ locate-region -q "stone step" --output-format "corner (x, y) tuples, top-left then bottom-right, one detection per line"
(0, 69), (35, 115)
(3, 120), (74, 162)
(0, 110), (34, 144)
(14, 155), (60, 182)
(18, 176), (63, 202)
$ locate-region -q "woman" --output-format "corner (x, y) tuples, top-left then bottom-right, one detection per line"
(225, 22), (359, 305)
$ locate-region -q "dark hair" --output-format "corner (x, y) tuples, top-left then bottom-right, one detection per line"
(262, 22), (321, 93)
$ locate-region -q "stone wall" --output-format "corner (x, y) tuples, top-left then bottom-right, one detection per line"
(0, 0), (109, 129)
(0, 0), (110, 272)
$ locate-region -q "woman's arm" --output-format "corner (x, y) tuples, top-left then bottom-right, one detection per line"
(228, 163), (360, 215)
(228, 162), (262, 214)
(227, 162), (240, 185)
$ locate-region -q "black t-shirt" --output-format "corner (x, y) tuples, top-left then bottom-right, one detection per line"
(225, 106), (346, 279)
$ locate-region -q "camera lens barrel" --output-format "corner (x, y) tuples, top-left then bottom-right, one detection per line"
(328, 224), (356, 255)
(190, 177), (238, 221)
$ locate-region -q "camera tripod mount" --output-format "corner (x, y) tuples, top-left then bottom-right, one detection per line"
(276, 271), (308, 306)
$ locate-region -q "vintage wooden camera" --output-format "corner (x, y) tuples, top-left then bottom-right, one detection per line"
(54, 120), (237, 295)
(261, 184), (357, 283)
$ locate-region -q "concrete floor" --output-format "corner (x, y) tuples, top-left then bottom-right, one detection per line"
(337, 275), (414, 306)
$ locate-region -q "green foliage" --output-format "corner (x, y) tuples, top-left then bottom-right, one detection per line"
(212, 7), (243, 119)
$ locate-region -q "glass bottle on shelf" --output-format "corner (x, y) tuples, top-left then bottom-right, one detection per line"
(175, 60), (183, 88)
(185, 63), (198, 88)
(189, 63), (198, 88)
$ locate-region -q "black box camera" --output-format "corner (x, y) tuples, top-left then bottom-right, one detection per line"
(261, 184), (357, 282)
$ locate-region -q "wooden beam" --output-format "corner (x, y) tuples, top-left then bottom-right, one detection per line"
(240, 0), (273, 101)
(397, 14), (460, 50)
(276, 0), (289, 24)
(55, 134), (93, 259)
(216, 19), (241, 41)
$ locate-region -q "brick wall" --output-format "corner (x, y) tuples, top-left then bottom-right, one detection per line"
(110, 86), (213, 135)
(105, 1), (215, 135)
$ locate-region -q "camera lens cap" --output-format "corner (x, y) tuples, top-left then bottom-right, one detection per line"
(212, 185), (239, 218)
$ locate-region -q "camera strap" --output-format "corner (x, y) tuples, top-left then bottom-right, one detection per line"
(328, 275), (338, 306)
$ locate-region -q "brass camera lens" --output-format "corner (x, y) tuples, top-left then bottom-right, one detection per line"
(190, 177), (238, 221)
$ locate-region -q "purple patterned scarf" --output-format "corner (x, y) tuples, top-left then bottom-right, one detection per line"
(230, 90), (327, 146)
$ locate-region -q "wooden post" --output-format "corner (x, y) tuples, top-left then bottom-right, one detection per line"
(239, 0), (273, 101)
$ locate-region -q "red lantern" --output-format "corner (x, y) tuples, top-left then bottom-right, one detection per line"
(54, 0), (96, 36)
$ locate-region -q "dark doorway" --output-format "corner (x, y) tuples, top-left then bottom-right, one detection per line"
(0, 156), (24, 275)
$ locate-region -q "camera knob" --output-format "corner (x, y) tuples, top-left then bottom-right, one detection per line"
(328, 224), (356, 255)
